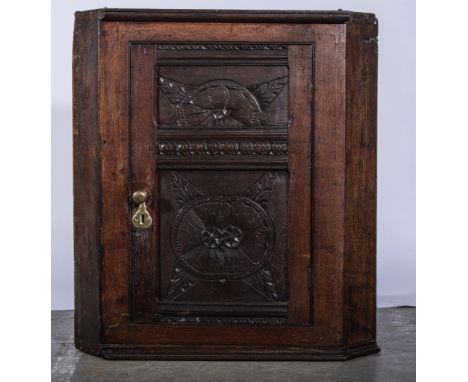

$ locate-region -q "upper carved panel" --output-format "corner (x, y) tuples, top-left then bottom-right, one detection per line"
(155, 44), (289, 128)
(158, 76), (288, 128)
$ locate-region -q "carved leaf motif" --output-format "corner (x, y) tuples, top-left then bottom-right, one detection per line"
(170, 172), (203, 209)
(158, 76), (188, 105)
(247, 76), (288, 110)
(240, 172), (278, 209)
(243, 263), (280, 302)
(165, 266), (199, 301)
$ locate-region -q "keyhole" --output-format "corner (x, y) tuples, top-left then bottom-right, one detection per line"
(131, 193), (152, 229)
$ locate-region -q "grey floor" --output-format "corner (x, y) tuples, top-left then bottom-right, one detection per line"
(52, 308), (415, 382)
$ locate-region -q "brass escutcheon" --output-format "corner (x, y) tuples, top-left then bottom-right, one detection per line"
(131, 190), (153, 229)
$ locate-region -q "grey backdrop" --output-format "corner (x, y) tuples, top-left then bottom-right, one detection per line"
(52, 0), (415, 309)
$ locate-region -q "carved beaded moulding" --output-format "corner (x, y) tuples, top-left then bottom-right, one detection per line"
(156, 44), (288, 50)
(158, 141), (288, 156)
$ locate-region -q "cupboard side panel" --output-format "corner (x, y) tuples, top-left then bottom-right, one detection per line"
(343, 18), (378, 345)
(287, 44), (313, 324)
(100, 22), (132, 340)
(312, 25), (347, 345)
(72, 11), (102, 354)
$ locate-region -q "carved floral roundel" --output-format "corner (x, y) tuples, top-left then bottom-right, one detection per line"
(178, 80), (262, 127)
(171, 196), (275, 281)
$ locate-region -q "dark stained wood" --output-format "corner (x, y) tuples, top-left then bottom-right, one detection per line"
(343, 17), (378, 345)
(73, 9), (379, 360)
(72, 10), (101, 356)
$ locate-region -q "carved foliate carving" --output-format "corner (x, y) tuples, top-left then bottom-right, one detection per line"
(165, 266), (199, 302)
(157, 76), (188, 106)
(247, 76), (288, 110)
(169, 172), (203, 209)
(158, 76), (288, 127)
(240, 171), (278, 209)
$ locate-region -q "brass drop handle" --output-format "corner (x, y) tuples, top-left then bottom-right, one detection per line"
(131, 190), (153, 230)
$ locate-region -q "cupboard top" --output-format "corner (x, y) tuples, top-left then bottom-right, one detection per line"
(75, 8), (376, 25)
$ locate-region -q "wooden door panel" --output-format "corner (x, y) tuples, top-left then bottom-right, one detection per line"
(130, 42), (311, 325)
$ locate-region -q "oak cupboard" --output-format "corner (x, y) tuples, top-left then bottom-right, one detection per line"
(73, 9), (378, 360)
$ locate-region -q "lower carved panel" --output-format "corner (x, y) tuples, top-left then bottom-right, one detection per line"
(157, 170), (288, 324)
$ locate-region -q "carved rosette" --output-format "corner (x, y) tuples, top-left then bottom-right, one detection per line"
(179, 80), (261, 127)
(172, 196), (274, 281)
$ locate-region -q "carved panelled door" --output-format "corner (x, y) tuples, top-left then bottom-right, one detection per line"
(129, 43), (312, 326)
